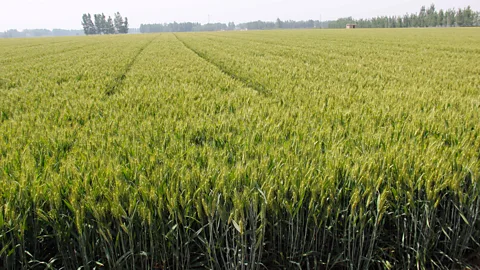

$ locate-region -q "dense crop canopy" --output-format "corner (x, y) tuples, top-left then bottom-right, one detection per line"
(0, 29), (479, 269)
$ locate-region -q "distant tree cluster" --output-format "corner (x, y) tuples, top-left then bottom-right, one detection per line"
(1, 29), (84, 38)
(328, 5), (479, 28)
(137, 3), (478, 33)
(139, 20), (324, 33)
(81, 12), (129, 35)
(238, 19), (325, 30)
(140, 22), (236, 33)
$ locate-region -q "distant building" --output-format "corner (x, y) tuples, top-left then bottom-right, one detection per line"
(346, 24), (357, 29)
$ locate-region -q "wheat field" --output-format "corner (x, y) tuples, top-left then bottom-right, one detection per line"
(1, 28), (480, 269)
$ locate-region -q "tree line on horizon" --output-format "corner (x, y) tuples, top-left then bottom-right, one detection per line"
(81, 12), (129, 35)
(1, 29), (84, 38)
(139, 4), (478, 33)
(238, 19), (327, 31)
(139, 20), (327, 33)
(328, 4), (479, 28)
(2, 4), (479, 38)
(139, 22), (237, 33)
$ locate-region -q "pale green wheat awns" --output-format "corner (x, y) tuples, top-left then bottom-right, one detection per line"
(0, 28), (479, 269)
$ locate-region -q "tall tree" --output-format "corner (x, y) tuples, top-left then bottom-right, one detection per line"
(81, 14), (90, 35)
(107, 16), (115, 34)
(463, 6), (474, 26)
(426, 4), (437, 27)
(275, 18), (283, 28)
(114, 12), (125, 33)
(419, 6), (427, 27)
(438, 9), (444, 27)
(87, 14), (96, 35)
(93, 14), (102, 34)
(81, 13), (96, 35)
(101, 13), (108, 33)
(446, 9), (455, 26)
(457, 8), (464, 26)
(475, 11), (480, 26)
(123, 17), (129, 33)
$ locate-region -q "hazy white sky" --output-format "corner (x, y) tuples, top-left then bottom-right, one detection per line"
(0, 0), (478, 31)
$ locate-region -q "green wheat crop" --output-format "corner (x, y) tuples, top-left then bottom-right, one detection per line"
(1, 29), (479, 269)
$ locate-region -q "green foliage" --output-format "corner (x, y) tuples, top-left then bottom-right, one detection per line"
(82, 12), (128, 35)
(81, 13), (96, 35)
(0, 29), (479, 269)
(123, 17), (129, 34)
(107, 16), (115, 34)
(328, 4), (480, 28)
(137, 3), (479, 32)
(114, 12), (129, 34)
